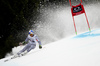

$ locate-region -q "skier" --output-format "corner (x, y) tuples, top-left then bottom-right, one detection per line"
(16, 30), (42, 56)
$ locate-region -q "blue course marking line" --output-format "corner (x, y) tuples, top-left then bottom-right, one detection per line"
(73, 29), (100, 38)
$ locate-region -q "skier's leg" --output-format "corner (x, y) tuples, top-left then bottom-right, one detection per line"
(17, 44), (30, 55)
(27, 44), (36, 52)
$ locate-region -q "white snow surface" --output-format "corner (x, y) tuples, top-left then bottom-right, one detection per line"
(1, 29), (100, 66)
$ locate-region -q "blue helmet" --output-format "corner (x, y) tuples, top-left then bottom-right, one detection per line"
(29, 30), (34, 34)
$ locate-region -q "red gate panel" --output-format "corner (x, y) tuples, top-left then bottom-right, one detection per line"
(71, 3), (85, 16)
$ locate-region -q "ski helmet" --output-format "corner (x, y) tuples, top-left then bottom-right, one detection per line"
(29, 30), (34, 34)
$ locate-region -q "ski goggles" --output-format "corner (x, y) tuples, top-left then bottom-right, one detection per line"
(29, 33), (34, 37)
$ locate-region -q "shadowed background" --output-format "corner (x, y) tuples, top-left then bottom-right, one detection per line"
(0, 0), (100, 59)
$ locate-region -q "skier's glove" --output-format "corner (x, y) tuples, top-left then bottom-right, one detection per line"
(22, 41), (26, 44)
(19, 41), (26, 46)
(39, 45), (42, 49)
(19, 42), (23, 46)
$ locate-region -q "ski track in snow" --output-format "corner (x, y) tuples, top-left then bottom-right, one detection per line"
(0, 29), (100, 66)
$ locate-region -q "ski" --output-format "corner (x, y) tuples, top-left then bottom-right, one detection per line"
(4, 52), (28, 62)
(4, 47), (45, 62)
(4, 55), (19, 62)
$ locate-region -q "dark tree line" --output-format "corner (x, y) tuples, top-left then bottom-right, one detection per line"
(0, 0), (99, 59)
(0, 0), (45, 59)
(0, 0), (68, 59)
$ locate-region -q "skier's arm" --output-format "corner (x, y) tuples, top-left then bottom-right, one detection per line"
(22, 41), (26, 44)
(25, 37), (29, 42)
(38, 41), (42, 49)
(37, 40), (42, 49)
(19, 37), (29, 45)
(35, 35), (42, 49)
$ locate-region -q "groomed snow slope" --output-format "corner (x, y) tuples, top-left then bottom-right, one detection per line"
(1, 29), (100, 66)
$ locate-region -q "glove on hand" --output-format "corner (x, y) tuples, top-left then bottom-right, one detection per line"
(19, 41), (26, 46)
(39, 45), (42, 49)
(19, 42), (23, 46)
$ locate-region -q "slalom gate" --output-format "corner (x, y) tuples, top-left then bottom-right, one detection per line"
(69, 0), (91, 35)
